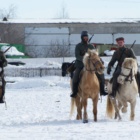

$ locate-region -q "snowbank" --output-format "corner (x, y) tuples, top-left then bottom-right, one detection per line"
(1, 46), (24, 56)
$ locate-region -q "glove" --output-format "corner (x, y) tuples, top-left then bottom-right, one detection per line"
(107, 66), (111, 75)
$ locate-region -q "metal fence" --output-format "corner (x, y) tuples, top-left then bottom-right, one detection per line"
(5, 67), (61, 77)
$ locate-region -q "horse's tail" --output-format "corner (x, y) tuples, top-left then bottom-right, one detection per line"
(69, 98), (76, 118)
(106, 95), (114, 118)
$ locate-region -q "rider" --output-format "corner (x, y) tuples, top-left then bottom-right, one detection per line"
(107, 37), (136, 99)
(0, 51), (7, 103)
(70, 31), (108, 98)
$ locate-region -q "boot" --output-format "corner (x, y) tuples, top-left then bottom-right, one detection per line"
(100, 90), (108, 96)
(100, 81), (108, 96)
(109, 77), (119, 99)
(70, 82), (78, 98)
(96, 73), (108, 96)
(70, 92), (77, 98)
(100, 76), (108, 96)
(0, 97), (4, 103)
(100, 87), (108, 96)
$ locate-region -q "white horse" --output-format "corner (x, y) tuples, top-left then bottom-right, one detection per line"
(106, 58), (138, 121)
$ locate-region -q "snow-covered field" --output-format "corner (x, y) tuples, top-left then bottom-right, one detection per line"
(0, 75), (140, 140)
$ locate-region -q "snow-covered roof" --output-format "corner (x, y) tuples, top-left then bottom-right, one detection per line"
(0, 18), (140, 24)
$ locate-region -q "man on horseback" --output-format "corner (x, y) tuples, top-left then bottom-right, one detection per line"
(70, 31), (108, 98)
(0, 51), (7, 103)
(107, 37), (136, 99)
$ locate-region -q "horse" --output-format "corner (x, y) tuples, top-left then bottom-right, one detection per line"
(70, 49), (105, 123)
(61, 62), (71, 77)
(106, 58), (138, 121)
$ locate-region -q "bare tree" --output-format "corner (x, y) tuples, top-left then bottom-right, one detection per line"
(0, 5), (26, 45)
(0, 4), (17, 20)
(47, 40), (70, 57)
(0, 23), (24, 44)
(56, 3), (69, 19)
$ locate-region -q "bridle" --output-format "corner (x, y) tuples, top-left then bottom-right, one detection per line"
(85, 56), (101, 73)
(120, 66), (134, 83)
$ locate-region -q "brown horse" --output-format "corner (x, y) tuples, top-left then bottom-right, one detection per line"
(106, 58), (138, 121)
(70, 49), (105, 123)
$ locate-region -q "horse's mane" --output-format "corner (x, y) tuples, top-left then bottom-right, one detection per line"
(83, 49), (99, 66)
(122, 58), (138, 74)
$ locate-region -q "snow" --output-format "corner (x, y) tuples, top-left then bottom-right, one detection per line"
(1, 18), (140, 23)
(0, 75), (140, 140)
(0, 57), (140, 139)
(1, 46), (24, 56)
(104, 50), (115, 56)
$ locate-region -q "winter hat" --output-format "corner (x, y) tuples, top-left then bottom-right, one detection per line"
(81, 31), (88, 38)
(116, 37), (124, 41)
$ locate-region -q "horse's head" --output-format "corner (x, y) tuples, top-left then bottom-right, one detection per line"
(83, 49), (105, 74)
(117, 58), (137, 84)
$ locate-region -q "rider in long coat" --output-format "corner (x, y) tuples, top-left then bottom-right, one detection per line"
(70, 31), (108, 98)
(0, 51), (7, 103)
(107, 37), (136, 99)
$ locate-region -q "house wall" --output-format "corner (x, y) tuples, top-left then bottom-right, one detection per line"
(0, 22), (140, 57)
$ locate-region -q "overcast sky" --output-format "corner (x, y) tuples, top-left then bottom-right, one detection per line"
(1, 0), (140, 19)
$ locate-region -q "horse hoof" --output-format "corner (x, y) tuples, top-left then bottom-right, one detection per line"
(83, 120), (88, 123)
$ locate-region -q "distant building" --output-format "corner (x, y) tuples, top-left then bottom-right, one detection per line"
(0, 18), (140, 57)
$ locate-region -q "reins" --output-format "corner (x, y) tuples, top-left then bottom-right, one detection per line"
(120, 67), (134, 83)
(85, 56), (100, 73)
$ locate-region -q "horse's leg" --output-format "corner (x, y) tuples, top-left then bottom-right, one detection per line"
(75, 96), (82, 120)
(130, 100), (136, 121)
(114, 112), (117, 119)
(92, 95), (98, 122)
(111, 98), (121, 120)
(82, 96), (88, 123)
(114, 101), (122, 119)
(119, 98), (128, 113)
(118, 101), (122, 109)
(121, 101), (128, 113)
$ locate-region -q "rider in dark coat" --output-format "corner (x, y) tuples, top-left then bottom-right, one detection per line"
(70, 31), (108, 98)
(107, 37), (136, 99)
(0, 51), (7, 103)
